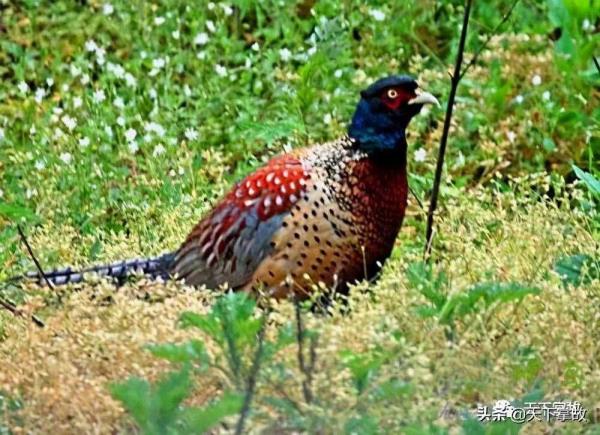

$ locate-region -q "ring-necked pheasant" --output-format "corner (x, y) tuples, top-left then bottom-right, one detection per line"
(21, 75), (438, 299)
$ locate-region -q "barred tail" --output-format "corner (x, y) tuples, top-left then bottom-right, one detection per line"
(19, 252), (176, 286)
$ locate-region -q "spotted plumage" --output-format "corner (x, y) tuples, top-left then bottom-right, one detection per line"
(21, 75), (439, 300)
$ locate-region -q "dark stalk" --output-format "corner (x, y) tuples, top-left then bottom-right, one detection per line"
(17, 224), (54, 289)
(424, 0), (473, 260)
(234, 311), (268, 435)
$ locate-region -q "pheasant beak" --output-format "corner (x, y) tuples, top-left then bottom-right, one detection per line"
(408, 89), (440, 107)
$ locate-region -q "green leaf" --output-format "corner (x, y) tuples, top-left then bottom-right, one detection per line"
(0, 202), (38, 222)
(110, 377), (152, 431)
(146, 340), (209, 366)
(572, 164), (600, 196)
(542, 137), (556, 152)
(181, 393), (243, 433)
(554, 254), (600, 287)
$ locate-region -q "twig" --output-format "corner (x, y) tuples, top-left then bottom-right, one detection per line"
(294, 299), (315, 404)
(408, 185), (425, 212)
(459, 0), (520, 80)
(0, 297), (45, 327)
(594, 56), (600, 75)
(234, 311), (268, 435)
(424, 0), (473, 260)
(17, 224), (54, 289)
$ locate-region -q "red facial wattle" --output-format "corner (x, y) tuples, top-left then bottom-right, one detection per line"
(380, 88), (416, 110)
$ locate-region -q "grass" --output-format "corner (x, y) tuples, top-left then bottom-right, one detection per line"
(0, 0), (599, 433)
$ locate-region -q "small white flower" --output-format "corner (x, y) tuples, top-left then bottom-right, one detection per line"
(29, 125), (36, 136)
(26, 188), (38, 199)
(102, 3), (114, 15)
(0, 128), (4, 141)
(145, 121), (166, 137)
(154, 16), (165, 26)
(542, 91), (551, 101)
(59, 152), (72, 164)
(197, 51), (207, 60)
(369, 9), (385, 21)
(183, 85), (192, 97)
(279, 48), (292, 62)
(0, 189), (3, 198)
(85, 39), (98, 52)
(506, 130), (517, 143)
(194, 32), (209, 45)
(206, 20), (216, 33)
(184, 128), (198, 141)
(169, 169), (176, 177)
(172, 30), (180, 39)
(46, 77), (54, 87)
(128, 141), (139, 153)
(531, 74), (542, 86)
(61, 115), (77, 131)
(17, 81), (29, 93)
(207, 2), (215, 10)
(215, 64), (227, 77)
(414, 148), (427, 162)
(514, 94), (524, 104)
(244, 58), (252, 68)
(323, 113), (332, 124)
(93, 89), (106, 103)
(124, 72), (137, 87)
(149, 88), (158, 99)
(152, 144), (166, 157)
(53, 127), (65, 139)
(307, 46), (317, 56)
(73, 96), (83, 108)
(152, 57), (166, 69)
(334, 69), (343, 78)
(107, 62), (125, 79)
(178, 166), (185, 175)
(251, 42), (259, 51)
(117, 116), (126, 126)
(34, 88), (45, 104)
(80, 74), (90, 85)
(113, 96), (125, 109)
(79, 136), (91, 148)
(35, 160), (45, 171)
(221, 4), (233, 15)
(104, 125), (113, 137)
(582, 18), (592, 31)
(70, 64), (81, 78)
(124, 128), (137, 142)
(61, 83), (69, 92)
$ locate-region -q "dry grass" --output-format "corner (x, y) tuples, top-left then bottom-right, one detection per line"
(1, 178), (598, 433)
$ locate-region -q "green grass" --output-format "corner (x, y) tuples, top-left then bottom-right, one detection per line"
(0, 0), (599, 433)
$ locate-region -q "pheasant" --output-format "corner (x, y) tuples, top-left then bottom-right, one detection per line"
(21, 75), (438, 299)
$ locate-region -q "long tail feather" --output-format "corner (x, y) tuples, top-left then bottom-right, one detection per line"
(15, 252), (176, 286)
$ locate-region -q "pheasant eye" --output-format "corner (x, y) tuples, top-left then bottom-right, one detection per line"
(387, 89), (398, 99)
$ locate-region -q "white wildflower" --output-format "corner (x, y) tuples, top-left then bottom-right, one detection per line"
(46, 77), (54, 87)
(102, 3), (114, 15)
(197, 51), (207, 60)
(542, 91), (551, 101)
(70, 64), (81, 77)
(207, 2), (215, 10)
(61, 83), (69, 92)
(124, 72), (137, 87)
(79, 136), (90, 148)
(61, 115), (77, 131)
(104, 125), (113, 137)
(215, 64), (227, 77)
(183, 85), (192, 97)
(369, 9), (385, 21)
(283, 142), (293, 153)
(0, 128), (4, 141)
(194, 32), (209, 45)
(152, 144), (166, 157)
(514, 94), (524, 104)
(531, 74), (542, 86)
(279, 48), (292, 62)
(59, 152), (72, 164)
(80, 74), (90, 85)
(128, 141), (139, 153)
(113, 96), (125, 109)
(124, 128), (137, 142)
(307, 46), (317, 56)
(149, 88), (158, 99)
(506, 130), (517, 143)
(29, 125), (36, 136)
(414, 148), (427, 162)
(334, 69), (343, 78)
(73, 96), (83, 108)
(323, 113), (332, 124)
(251, 42), (259, 51)
(34, 88), (45, 104)
(93, 89), (106, 103)
(146, 121), (166, 137)
(153, 57), (166, 69)
(206, 20), (216, 33)
(107, 62), (125, 79)
(221, 4), (233, 15)
(172, 30), (180, 39)
(85, 39), (98, 52)
(26, 188), (38, 199)
(154, 16), (165, 26)
(35, 160), (45, 171)
(582, 19), (592, 31)
(116, 116), (126, 126)
(184, 128), (198, 141)
(17, 81), (29, 93)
